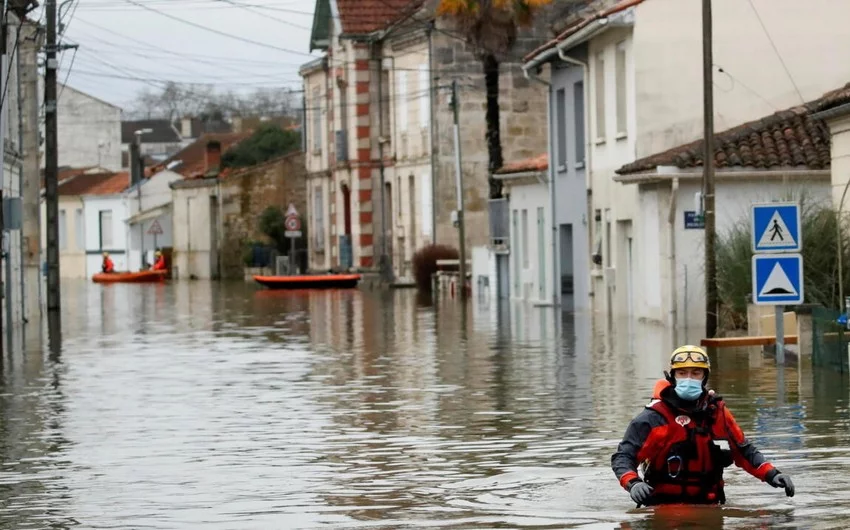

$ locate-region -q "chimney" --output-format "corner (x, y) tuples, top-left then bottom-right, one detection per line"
(181, 117), (193, 139)
(205, 140), (222, 173)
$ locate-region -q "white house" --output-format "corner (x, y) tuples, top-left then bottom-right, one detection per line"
(613, 91), (834, 335)
(520, 0), (850, 331)
(57, 84), (122, 171)
(80, 172), (131, 276)
(124, 170), (180, 271)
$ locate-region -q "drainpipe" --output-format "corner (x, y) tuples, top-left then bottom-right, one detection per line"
(427, 21), (437, 244)
(668, 177), (679, 345)
(521, 64), (557, 305)
(556, 45), (594, 300)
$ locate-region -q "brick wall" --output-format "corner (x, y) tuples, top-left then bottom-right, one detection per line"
(219, 152), (307, 278)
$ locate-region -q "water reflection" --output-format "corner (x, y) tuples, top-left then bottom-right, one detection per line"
(0, 281), (846, 528)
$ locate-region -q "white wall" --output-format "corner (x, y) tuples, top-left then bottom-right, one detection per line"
(471, 245), (497, 301)
(633, 0), (850, 158)
(171, 185), (215, 279)
(126, 169), (181, 268)
(83, 194), (129, 276)
(630, 175), (831, 336)
(507, 181), (553, 304)
(57, 85), (121, 171)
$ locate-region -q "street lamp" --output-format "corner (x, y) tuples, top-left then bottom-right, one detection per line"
(133, 128), (152, 269)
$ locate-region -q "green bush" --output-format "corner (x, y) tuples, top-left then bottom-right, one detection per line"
(717, 196), (850, 329)
(222, 123), (300, 169)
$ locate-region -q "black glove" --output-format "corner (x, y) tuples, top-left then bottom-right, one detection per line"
(769, 472), (795, 497)
(628, 480), (654, 504)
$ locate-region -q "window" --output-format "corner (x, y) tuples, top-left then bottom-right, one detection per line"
(594, 52), (606, 141)
(521, 209), (529, 268)
(99, 210), (113, 249)
(59, 209), (66, 250)
(314, 185), (324, 251)
(616, 41), (627, 137)
(420, 173), (433, 239)
(397, 175), (402, 220)
(418, 64), (430, 129)
(555, 88), (567, 170)
(396, 69), (408, 133)
(574, 80), (585, 166)
(381, 70), (391, 136)
(312, 86), (322, 152)
(512, 209), (519, 291)
(75, 208), (84, 250)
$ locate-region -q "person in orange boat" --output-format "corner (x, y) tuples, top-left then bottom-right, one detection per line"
(151, 250), (166, 271)
(101, 252), (115, 273)
(611, 345), (795, 506)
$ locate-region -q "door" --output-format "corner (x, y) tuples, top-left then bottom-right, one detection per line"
(560, 223), (574, 312)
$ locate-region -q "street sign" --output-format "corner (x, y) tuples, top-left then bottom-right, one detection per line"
(751, 202), (801, 253)
(147, 219), (163, 235)
(684, 211), (704, 229)
(752, 253), (804, 305)
(285, 203), (298, 217)
(284, 215), (301, 231)
(285, 230), (302, 238)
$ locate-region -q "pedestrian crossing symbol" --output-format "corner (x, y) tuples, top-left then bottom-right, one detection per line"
(751, 202), (801, 252)
(752, 253), (804, 305)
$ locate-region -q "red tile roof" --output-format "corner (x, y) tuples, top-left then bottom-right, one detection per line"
(523, 0), (645, 64)
(495, 153), (549, 174)
(57, 172), (122, 197)
(337, 0), (422, 34)
(158, 132), (253, 179)
(615, 84), (845, 175)
(85, 172), (130, 195)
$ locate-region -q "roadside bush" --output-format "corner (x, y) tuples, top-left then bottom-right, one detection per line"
(412, 244), (458, 293)
(717, 197), (850, 330)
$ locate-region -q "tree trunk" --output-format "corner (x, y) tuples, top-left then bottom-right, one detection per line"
(483, 54), (503, 199)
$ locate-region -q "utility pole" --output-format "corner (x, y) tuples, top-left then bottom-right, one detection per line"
(702, 0), (717, 338)
(44, 0), (61, 316)
(449, 80), (467, 300)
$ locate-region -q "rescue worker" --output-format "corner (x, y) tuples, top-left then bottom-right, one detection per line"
(152, 250), (166, 271)
(611, 345), (795, 506)
(101, 252), (115, 273)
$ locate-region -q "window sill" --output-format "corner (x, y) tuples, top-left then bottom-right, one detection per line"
(574, 161), (585, 170)
(615, 132), (627, 141)
(594, 137), (606, 146)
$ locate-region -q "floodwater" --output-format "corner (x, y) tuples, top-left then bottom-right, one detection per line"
(0, 280), (848, 529)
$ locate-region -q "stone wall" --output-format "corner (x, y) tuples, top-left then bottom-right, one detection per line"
(219, 152), (307, 278)
(426, 2), (555, 249)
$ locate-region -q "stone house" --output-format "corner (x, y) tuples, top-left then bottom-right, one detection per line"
(300, 0), (553, 281)
(57, 85), (122, 171)
(520, 0), (850, 328)
(169, 150), (306, 280)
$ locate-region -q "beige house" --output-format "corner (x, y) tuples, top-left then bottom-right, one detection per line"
(301, 0), (552, 282)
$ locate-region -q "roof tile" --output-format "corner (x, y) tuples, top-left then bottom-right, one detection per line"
(158, 131), (253, 178)
(495, 153), (549, 174)
(85, 172), (130, 195)
(336, 0), (421, 34)
(57, 172), (122, 196)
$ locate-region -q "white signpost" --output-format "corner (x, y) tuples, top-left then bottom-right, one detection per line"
(750, 202), (803, 364)
(284, 203), (301, 275)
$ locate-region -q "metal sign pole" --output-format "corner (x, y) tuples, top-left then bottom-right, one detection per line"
(775, 305), (784, 365)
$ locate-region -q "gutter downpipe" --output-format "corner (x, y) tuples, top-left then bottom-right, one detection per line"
(427, 21), (437, 244)
(668, 177), (679, 346)
(521, 61), (558, 307)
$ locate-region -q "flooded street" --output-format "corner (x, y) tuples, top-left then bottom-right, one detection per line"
(0, 281), (848, 529)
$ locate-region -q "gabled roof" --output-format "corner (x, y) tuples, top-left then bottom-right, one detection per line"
(57, 172), (122, 197)
(84, 172), (130, 196)
(615, 84), (845, 176)
(523, 0), (644, 64)
(494, 153), (549, 175)
(121, 119), (182, 144)
(158, 131), (253, 178)
(336, 0), (423, 36)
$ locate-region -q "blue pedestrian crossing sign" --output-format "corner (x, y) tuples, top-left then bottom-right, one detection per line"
(752, 253), (804, 305)
(751, 202), (801, 253)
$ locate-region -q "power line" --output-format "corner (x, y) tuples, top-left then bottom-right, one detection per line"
(745, 0), (803, 104)
(121, 0), (315, 57)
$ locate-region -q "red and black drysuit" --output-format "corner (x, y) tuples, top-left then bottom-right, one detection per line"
(611, 380), (781, 505)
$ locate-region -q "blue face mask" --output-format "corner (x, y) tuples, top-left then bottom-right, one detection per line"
(674, 378), (704, 401)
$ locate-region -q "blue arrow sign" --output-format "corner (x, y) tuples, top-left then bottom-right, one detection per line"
(752, 253), (804, 305)
(751, 202), (801, 253)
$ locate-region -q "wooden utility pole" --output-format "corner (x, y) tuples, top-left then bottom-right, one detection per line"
(702, 0), (717, 338)
(44, 0), (61, 315)
(450, 80), (467, 300)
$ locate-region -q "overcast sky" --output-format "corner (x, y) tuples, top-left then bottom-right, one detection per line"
(32, 0), (321, 112)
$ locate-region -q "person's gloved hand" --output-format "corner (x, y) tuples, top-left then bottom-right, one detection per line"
(628, 480), (654, 504)
(770, 473), (795, 497)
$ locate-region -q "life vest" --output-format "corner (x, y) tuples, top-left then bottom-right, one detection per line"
(637, 395), (729, 504)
